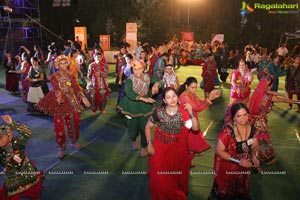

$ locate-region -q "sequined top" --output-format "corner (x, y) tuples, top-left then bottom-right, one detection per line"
(51, 71), (84, 113)
(130, 74), (151, 96)
(0, 121), (40, 196)
(163, 73), (178, 89)
(149, 107), (184, 134)
(249, 93), (273, 134)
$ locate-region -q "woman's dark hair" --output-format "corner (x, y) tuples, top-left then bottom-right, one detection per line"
(160, 52), (169, 58)
(161, 87), (178, 107)
(125, 53), (133, 60)
(231, 103), (249, 121)
(272, 54), (280, 60)
(178, 76), (198, 96)
(21, 52), (28, 58)
(31, 56), (39, 63)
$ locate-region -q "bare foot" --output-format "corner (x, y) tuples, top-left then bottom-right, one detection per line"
(132, 140), (140, 150)
(101, 110), (106, 115)
(70, 143), (80, 150)
(57, 150), (64, 159)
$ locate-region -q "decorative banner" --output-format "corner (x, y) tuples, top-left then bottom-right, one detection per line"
(211, 34), (224, 45)
(74, 26), (87, 50)
(126, 23), (137, 50)
(181, 32), (194, 42)
(99, 35), (110, 51)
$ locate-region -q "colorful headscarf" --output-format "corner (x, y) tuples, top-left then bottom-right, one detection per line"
(54, 55), (70, 66)
(249, 78), (269, 115)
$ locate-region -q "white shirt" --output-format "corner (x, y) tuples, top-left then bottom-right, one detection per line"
(277, 47), (288, 57)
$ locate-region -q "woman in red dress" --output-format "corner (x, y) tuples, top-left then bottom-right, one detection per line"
(145, 87), (199, 200)
(37, 55), (91, 158)
(208, 103), (259, 200)
(201, 53), (218, 98)
(178, 77), (220, 154)
(3, 50), (19, 94)
(249, 78), (297, 166)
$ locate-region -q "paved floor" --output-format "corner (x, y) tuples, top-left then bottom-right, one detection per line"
(0, 65), (300, 200)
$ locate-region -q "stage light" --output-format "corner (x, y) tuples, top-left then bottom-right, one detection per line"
(3, 6), (13, 13)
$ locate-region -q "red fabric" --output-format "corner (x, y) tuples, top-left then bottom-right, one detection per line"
(37, 72), (83, 116)
(148, 53), (158, 76)
(181, 32), (194, 42)
(37, 90), (74, 116)
(0, 172), (43, 200)
(179, 92), (211, 153)
(230, 70), (251, 100)
(148, 128), (191, 200)
(92, 63), (110, 101)
(214, 128), (251, 199)
(148, 106), (192, 200)
(187, 130), (211, 153)
(179, 92), (208, 114)
(54, 113), (80, 147)
(5, 72), (19, 92)
(202, 61), (217, 93)
(249, 78), (268, 115)
(256, 133), (270, 141)
(186, 59), (204, 65)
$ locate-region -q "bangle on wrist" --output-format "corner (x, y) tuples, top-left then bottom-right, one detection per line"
(229, 156), (240, 164)
(294, 100), (300, 104)
(189, 112), (195, 119)
(205, 98), (212, 105)
(147, 139), (152, 144)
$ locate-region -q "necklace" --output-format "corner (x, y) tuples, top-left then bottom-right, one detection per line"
(166, 106), (178, 116)
(235, 124), (248, 141)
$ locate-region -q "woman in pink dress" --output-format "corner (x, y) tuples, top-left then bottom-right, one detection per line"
(224, 59), (256, 123)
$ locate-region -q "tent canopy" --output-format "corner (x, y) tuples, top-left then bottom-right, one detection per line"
(279, 31), (300, 47)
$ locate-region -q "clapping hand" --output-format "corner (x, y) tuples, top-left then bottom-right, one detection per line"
(208, 89), (221, 101)
(1, 115), (12, 125)
(82, 96), (91, 108)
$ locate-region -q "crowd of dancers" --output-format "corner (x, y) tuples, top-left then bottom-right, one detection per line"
(1, 36), (300, 199)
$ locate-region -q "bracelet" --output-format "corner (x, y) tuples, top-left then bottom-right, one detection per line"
(147, 139), (152, 144)
(294, 100), (300, 104)
(136, 96), (141, 101)
(206, 98), (212, 105)
(229, 157), (240, 164)
(188, 112), (195, 119)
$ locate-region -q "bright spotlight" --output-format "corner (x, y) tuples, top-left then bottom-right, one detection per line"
(3, 6), (13, 13)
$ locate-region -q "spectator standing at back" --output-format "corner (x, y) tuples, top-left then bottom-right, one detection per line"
(134, 41), (143, 60)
